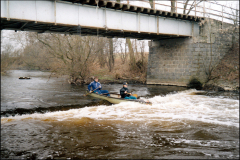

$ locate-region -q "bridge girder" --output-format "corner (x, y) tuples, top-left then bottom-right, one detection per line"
(1, 0), (201, 40)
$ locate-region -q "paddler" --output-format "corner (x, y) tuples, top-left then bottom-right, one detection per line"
(88, 77), (110, 96)
(120, 82), (137, 99)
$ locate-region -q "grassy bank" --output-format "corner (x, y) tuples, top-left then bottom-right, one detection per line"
(203, 43), (239, 92)
(86, 58), (147, 84)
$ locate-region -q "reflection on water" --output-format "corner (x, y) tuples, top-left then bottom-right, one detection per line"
(1, 70), (239, 159)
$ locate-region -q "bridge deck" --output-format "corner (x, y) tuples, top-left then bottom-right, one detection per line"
(63, 0), (203, 22)
(1, 0), (202, 40)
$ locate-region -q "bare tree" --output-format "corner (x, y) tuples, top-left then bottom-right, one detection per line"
(149, 0), (154, 8)
(1, 43), (14, 73)
(126, 38), (137, 71)
(171, 0), (176, 13)
(97, 37), (107, 67)
(133, 40), (147, 74)
(117, 39), (127, 64)
(183, 0), (203, 15)
(229, 2), (239, 48)
(168, 0), (203, 15)
(36, 33), (101, 84)
(108, 38), (115, 72)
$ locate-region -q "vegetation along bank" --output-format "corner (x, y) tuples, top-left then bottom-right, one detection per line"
(1, 31), (239, 92)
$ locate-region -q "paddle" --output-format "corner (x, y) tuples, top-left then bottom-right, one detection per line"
(126, 92), (138, 98)
(132, 94), (138, 98)
(126, 89), (138, 98)
(83, 87), (100, 97)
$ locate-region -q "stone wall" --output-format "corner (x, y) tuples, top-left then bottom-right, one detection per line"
(147, 19), (239, 86)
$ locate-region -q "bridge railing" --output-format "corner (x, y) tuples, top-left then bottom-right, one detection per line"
(119, 0), (239, 25)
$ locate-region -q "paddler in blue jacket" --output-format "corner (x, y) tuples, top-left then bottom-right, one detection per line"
(88, 77), (110, 96)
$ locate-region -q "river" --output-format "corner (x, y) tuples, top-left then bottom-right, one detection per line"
(1, 70), (239, 159)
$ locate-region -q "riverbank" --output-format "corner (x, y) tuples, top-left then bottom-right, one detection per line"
(203, 43), (239, 92)
(98, 78), (239, 93)
(203, 80), (239, 92)
(88, 43), (239, 92)
(3, 43), (238, 93)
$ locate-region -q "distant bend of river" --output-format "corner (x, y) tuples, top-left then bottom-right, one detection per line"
(1, 70), (239, 159)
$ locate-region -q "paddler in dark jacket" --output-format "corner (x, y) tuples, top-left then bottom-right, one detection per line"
(120, 82), (137, 99)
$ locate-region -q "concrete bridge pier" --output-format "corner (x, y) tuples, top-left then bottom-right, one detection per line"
(146, 19), (238, 86)
(147, 38), (200, 86)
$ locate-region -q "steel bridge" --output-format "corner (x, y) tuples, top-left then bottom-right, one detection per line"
(1, 0), (206, 40)
(1, 0), (238, 40)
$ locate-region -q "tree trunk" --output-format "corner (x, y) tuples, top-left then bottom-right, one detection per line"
(184, 0), (203, 15)
(183, 0), (189, 14)
(171, 0), (176, 13)
(108, 38), (114, 72)
(126, 38), (136, 71)
(98, 38), (106, 67)
(149, 0), (154, 9)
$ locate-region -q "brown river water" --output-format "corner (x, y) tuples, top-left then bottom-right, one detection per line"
(1, 70), (239, 159)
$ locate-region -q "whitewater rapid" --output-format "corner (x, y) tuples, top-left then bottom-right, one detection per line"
(2, 89), (239, 128)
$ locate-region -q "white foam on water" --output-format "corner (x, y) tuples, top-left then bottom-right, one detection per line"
(1, 89), (239, 127)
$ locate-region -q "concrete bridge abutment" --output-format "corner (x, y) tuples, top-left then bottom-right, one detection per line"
(147, 19), (238, 86)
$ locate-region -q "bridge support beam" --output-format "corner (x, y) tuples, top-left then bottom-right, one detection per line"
(1, 0), (199, 39)
(147, 19), (237, 86)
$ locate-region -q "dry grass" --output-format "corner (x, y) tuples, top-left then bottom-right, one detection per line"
(90, 55), (148, 83)
(211, 43), (239, 82)
(91, 58), (131, 79)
